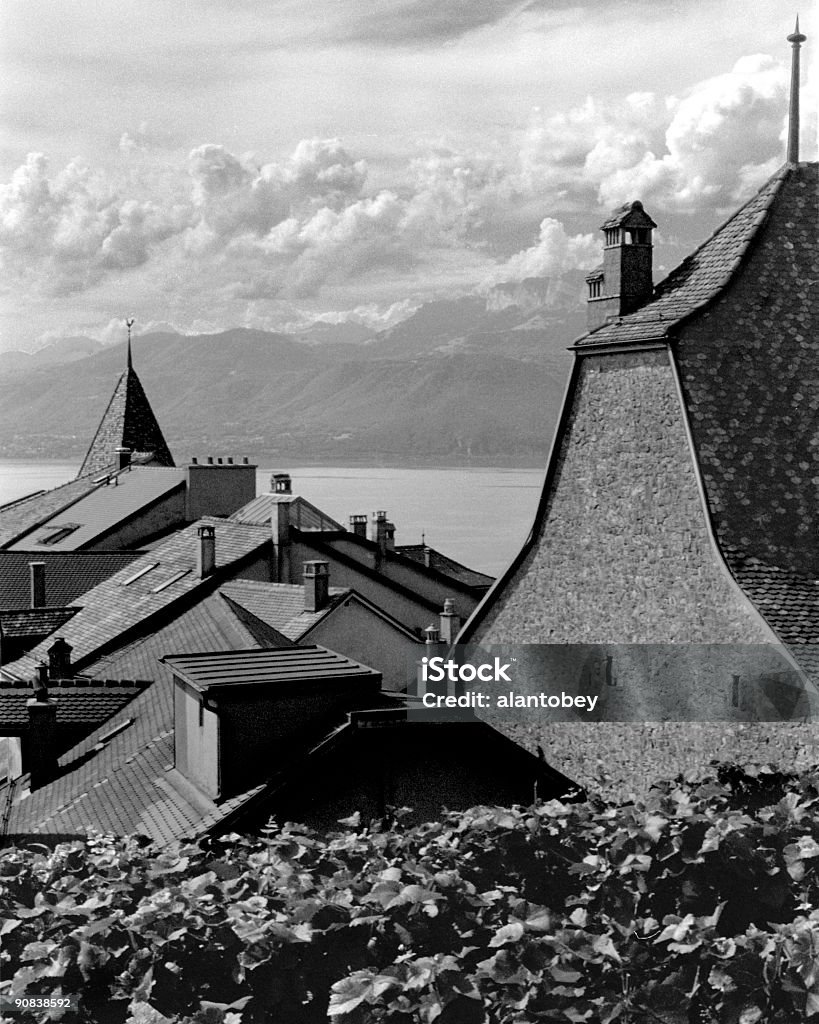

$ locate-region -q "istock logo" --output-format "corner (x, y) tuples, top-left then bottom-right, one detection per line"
(421, 656), (512, 683)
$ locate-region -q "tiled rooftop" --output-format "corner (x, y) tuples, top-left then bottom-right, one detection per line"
(230, 492), (344, 532)
(0, 607), (79, 639)
(0, 551), (140, 608)
(0, 474), (104, 549)
(8, 467), (187, 551)
(0, 677), (149, 729)
(2, 517), (271, 681)
(219, 579), (348, 640)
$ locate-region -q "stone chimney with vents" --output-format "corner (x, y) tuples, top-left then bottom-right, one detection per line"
(197, 524), (216, 578)
(29, 562), (46, 609)
(303, 561), (330, 612)
(349, 514), (368, 538)
(586, 200), (656, 331)
(115, 445), (132, 470)
(272, 473), (292, 494)
(47, 637), (72, 680)
(26, 664), (58, 788)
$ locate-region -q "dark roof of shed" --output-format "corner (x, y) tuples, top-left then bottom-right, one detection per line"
(0, 551), (140, 609)
(575, 165), (789, 348)
(162, 645), (381, 694)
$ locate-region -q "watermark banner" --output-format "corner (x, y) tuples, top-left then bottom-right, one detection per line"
(402, 643), (819, 723)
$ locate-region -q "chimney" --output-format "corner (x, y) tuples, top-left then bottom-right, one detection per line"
(47, 637), (72, 680)
(303, 560), (330, 612)
(349, 514), (368, 538)
(197, 524), (216, 578)
(115, 445), (132, 470)
(439, 598), (460, 645)
(369, 511), (395, 564)
(587, 200), (656, 331)
(29, 561), (46, 609)
(26, 669), (58, 788)
(272, 473), (292, 495)
(272, 504), (290, 582)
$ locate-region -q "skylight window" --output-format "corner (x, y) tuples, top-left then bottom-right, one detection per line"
(151, 569), (191, 593)
(38, 524), (80, 545)
(121, 562), (159, 586)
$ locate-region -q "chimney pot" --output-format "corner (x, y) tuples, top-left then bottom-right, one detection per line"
(29, 561), (46, 609)
(303, 560), (330, 612)
(272, 473), (292, 494)
(349, 514), (368, 538)
(227, 456), (234, 465)
(191, 456), (198, 465)
(217, 457), (223, 465)
(207, 456), (214, 465)
(243, 456), (249, 465)
(114, 445), (132, 470)
(424, 625), (441, 645)
(197, 524), (217, 578)
(439, 598), (461, 645)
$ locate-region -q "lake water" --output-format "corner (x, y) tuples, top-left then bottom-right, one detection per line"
(0, 460), (546, 577)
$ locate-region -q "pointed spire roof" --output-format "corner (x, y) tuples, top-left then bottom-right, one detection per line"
(77, 326), (174, 479)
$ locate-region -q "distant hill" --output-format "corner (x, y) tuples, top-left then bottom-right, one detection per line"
(0, 282), (587, 464)
(0, 336), (104, 373)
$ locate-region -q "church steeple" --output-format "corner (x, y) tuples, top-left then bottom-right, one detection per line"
(77, 319), (175, 478)
(786, 16), (807, 164)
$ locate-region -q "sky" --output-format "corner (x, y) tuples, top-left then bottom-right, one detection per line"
(0, 0), (816, 351)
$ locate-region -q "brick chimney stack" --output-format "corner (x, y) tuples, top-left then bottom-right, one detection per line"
(197, 524), (216, 578)
(271, 473), (292, 494)
(26, 669), (58, 788)
(349, 514), (368, 538)
(115, 445), (132, 470)
(29, 562), (46, 609)
(303, 561), (330, 612)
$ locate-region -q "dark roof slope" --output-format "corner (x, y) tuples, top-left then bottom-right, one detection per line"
(395, 544), (494, 588)
(0, 551), (140, 608)
(219, 579), (349, 641)
(575, 165), (789, 348)
(0, 607), (79, 639)
(78, 359), (174, 478)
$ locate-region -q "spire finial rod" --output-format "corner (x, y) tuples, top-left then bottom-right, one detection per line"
(125, 317), (135, 369)
(786, 15), (807, 164)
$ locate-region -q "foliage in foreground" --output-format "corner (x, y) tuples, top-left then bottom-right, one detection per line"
(1, 764), (818, 1024)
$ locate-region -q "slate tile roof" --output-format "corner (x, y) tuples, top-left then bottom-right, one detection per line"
(0, 607), (79, 638)
(78, 356), (175, 478)
(0, 476), (104, 549)
(395, 544), (494, 588)
(0, 596), (263, 843)
(0, 551), (140, 608)
(0, 678), (148, 730)
(219, 579), (349, 640)
(8, 467), (187, 551)
(229, 492), (344, 532)
(575, 166), (789, 348)
(1, 518), (271, 681)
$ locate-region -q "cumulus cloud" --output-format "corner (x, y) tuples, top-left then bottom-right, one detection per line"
(483, 217), (598, 286)
(0, 153), (190, 294)
(590, 55), (788, 208)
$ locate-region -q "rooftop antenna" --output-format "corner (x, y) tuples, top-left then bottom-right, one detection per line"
(787, 16), (807, 163)
(125, 317), (135, 369)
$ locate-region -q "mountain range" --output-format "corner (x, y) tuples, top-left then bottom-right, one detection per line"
(0, 279), (588, 464)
